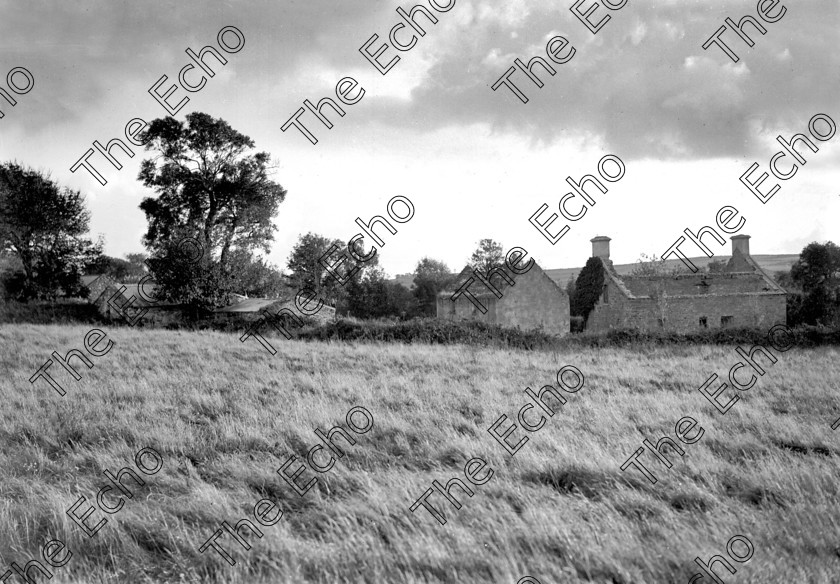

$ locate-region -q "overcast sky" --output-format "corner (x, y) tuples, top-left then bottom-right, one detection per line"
(1, 0), (838, 277)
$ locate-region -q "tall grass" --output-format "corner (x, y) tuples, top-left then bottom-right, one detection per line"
(1, 323), (838, 583)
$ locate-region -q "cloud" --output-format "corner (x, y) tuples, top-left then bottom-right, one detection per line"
(342, 0), (840, 160)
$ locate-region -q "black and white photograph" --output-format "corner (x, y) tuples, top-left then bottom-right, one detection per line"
(1, 0), (839, 582)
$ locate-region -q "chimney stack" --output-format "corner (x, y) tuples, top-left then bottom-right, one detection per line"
(591, 236), (611, 260)
(731, 234), (750, 257)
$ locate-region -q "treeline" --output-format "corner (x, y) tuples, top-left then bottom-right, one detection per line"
(0, 110), (505, 321)
(1, 111), (837, 327)
(774, 242), (840, 327)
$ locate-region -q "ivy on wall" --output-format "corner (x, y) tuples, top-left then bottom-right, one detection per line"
(572, 257), (605, 322)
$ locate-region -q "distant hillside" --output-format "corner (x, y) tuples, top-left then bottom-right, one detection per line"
(390, 254), (799, 289)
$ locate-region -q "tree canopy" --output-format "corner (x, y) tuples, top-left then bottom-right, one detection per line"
(786, 241), (840, 325)
(0, 162), (101, 299)
(413, 257), (451, 316)
(138, 112), (286, 274)
(137, 113), (287, 306)
(346, 266), (413, 319)
(286, 232), (376, 310)
(469, 239), (505, 274)
(86, 253), (149, 282)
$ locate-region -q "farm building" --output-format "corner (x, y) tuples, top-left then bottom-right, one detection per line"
(81, 274), (336, 328)
(82, 274), (184, 325)
(585, 235), (787, 332)
(436, 260), (570, 336)
(212, 296), (336, 327)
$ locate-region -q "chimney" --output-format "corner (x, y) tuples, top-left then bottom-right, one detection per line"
(731, 234), (750, 257)
(591, 236), (611, 260)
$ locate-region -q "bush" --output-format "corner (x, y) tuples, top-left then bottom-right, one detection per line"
(289, 319), (840, 349)
(0, 299), (104, 325)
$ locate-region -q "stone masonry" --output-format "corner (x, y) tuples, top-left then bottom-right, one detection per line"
(586, 235), (787, 332)
(436, 260), (570, 336)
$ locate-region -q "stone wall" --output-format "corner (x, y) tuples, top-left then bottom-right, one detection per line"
(588, 277), (786, 332)
(494, 266), (569, 336)
(586, 277), (632, 331)
(436, 265), (569, 336)
(436, 292), (498, 325)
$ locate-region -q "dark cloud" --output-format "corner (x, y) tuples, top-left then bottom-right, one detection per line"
(1, 0), (836, 159)
(0, 0), (384, 132)
(350, 0), (840, 160)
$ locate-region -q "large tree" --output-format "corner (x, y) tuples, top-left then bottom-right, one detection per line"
(138, 112), (287, 294)
(787, 241), (840, 325)
(413, 257), (451, 316)
(0, 163), (102, 299)
(469, 239), (505, 274)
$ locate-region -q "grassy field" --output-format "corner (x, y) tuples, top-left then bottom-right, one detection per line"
(1, 323), (839, 583)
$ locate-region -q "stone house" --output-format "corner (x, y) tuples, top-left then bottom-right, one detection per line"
(436, 260), (569, 336)
(585, 235), (787, 332)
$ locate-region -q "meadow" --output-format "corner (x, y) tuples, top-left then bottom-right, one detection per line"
(1, 323), (839, 583)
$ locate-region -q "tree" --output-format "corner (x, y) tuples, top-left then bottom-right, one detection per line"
(572, 258), (605, 323)
(790, 242), (840, 292)
(286, 232), (376, 310)
(346, 267), (388, 319)
(630, 253), (688, 277)
(386, 281), (414, 319)
(226, 249), (285, 298)
(143, 236), (212, 306)
(413, 257), (451, 316)
(469, 239), (505, 274)
(774, 270), (797, 292)
(86, 253), (149, 282)
(137, 112), (287, 304)
(124, 253), (150, 280)
(787, 241), (840, 325)
(347, 267), (414, 319)
(0, 163), (102, 299)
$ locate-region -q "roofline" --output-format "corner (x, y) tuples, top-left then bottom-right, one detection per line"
(437, 260), (569, 298)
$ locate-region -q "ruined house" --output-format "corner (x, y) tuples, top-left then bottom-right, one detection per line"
(82, 274), (136, 320)
(212, 296), (336, 327)
(81, 274), (336, 328)
(585, 235), (787, 332)
(436, 260), (569, 336)
(81, 274), (181, 324)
